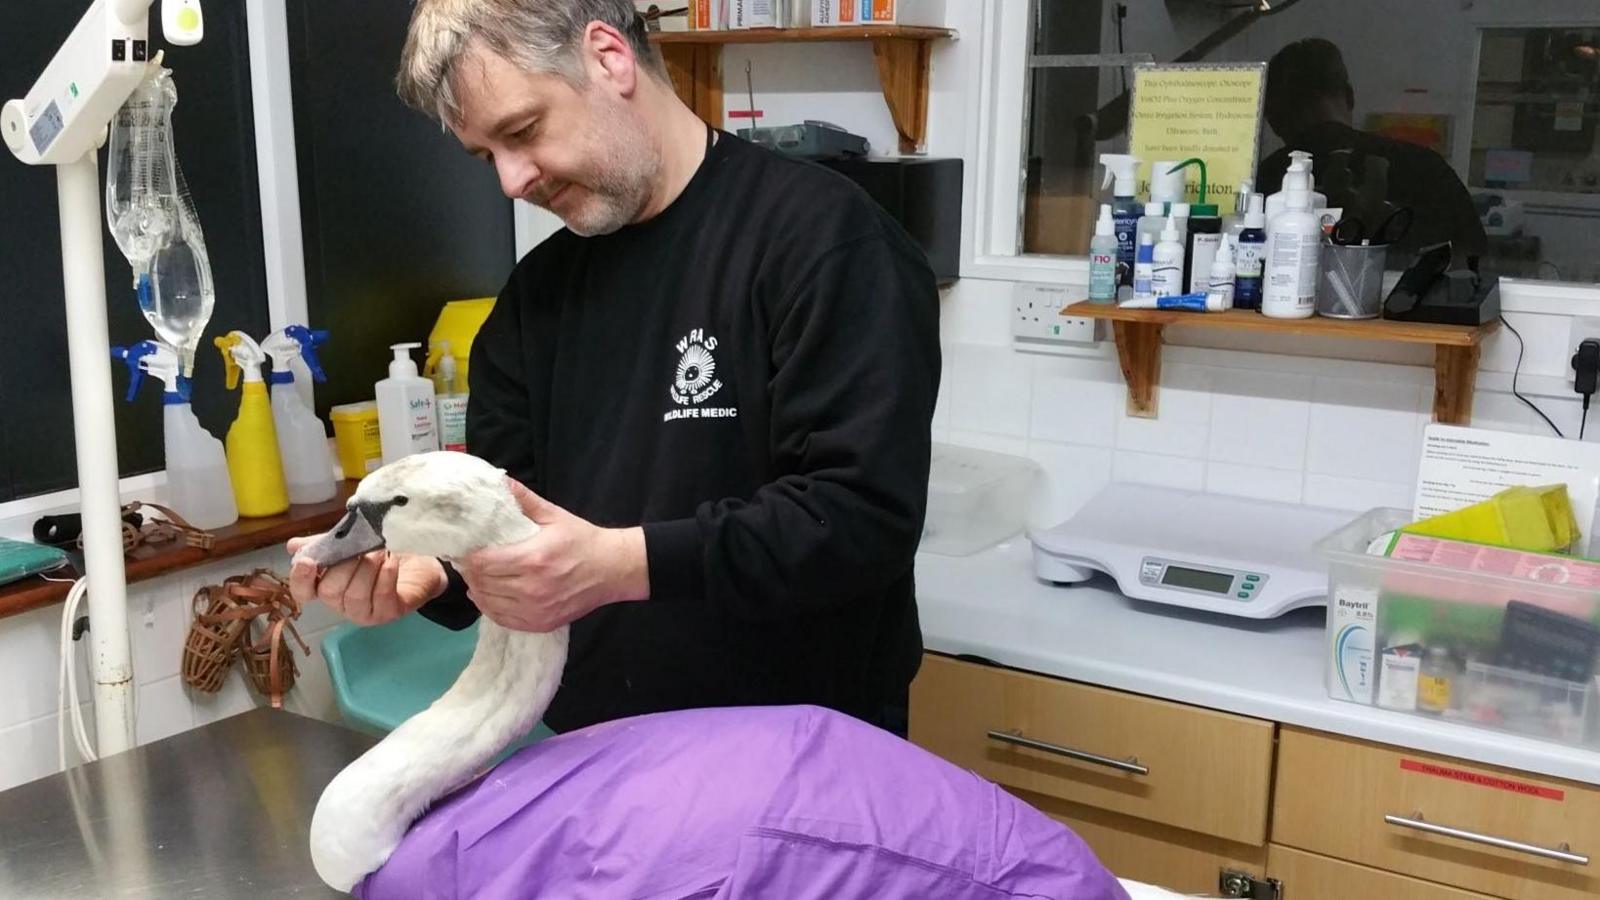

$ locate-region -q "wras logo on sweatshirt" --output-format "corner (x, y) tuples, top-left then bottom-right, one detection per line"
(664, 328), (738, 423)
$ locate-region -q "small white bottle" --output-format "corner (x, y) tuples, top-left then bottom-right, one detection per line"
(1263, 188), (1321, 319)
(1151, 217), (1185, 298)
(376, 342), (439, 464)
(433, 339), (469, 453)
(1132, 232), (1156, 300)
(1205, 235), (1237, 311)
(1135, 201), (1168, 249)
(1088, 204), (1119, 303)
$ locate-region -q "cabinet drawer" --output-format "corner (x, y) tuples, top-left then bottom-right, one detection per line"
(1267, 845), (1497, 900)
(909, 653), (1275, 845)
(1273, 727), (1600, 900)
(1032, 792), (1267, 898)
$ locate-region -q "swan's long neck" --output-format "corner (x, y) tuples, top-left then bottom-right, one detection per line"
(310, 506), (569, 892)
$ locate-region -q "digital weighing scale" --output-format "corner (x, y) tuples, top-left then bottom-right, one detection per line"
(1029, 483), (1353, 618)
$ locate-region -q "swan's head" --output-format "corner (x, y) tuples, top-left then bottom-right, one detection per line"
(297, 451), (526, 566)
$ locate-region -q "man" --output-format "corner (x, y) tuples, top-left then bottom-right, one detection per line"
(287, 0), (940, 737)
(1256, 38), (1486, 258)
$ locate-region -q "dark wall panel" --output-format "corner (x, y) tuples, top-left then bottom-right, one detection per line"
(288, 1), (514, 417)
(0, 4), (270, 501)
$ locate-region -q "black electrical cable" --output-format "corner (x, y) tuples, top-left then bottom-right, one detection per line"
(1582, 400), (1590, 440)
(1500, 314), (1564, 438)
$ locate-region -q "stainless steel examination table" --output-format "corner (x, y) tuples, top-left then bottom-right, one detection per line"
(0, 709), (376, 898)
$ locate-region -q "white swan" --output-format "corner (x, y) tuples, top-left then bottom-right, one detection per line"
(299, 451), (1205, 900)
(302, 452), (567, 892)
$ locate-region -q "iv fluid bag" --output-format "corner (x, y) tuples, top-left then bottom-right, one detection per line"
(106, 69), (215, 376)
(107, 70), (178, 277)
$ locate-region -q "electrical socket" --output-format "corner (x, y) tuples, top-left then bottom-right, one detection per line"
(1568, 317), (1600, 385)
(1012, 282), (1098, 352)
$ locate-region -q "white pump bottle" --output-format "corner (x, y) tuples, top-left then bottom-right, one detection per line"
(376, 343), (438, 464)
(262, 326), (337, 504)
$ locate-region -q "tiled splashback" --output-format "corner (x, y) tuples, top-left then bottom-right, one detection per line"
(934, 336), (1595, 534)
(0, 547), (344, 792)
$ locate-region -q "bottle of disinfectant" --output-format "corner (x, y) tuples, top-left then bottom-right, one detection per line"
(262, 325), (337, 504)
(112, 340), (238, 530)
(215, 331), (290, 516)
(431, 339), (468, 453)
(376, 342), (438, 464)
(1098, 153), (1141, 289)
(1088, 204), (1119, 303)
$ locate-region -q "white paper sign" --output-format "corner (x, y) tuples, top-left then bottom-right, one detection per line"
(1414, 425), (1600, 554)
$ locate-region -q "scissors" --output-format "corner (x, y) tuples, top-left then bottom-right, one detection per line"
(1332, 206), (1413, 247)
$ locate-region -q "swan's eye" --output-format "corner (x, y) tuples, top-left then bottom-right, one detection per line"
(392, 495), (409, 507)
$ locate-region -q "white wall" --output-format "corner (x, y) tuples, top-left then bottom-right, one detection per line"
(0, 546), (345, 792)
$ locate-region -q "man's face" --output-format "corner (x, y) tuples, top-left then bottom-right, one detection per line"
(450, 44), (660, 236)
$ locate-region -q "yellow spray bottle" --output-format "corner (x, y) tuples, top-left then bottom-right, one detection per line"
(214, 331), (290, 517)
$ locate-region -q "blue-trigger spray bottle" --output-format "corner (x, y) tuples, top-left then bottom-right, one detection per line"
(1098, 153), (1141, 290)
(215, 331), (290, 516)
(111, 341), (238, 529)
(262, 326), (337, 504)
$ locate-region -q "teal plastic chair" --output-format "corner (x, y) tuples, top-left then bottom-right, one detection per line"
(321, 615), (552, 755)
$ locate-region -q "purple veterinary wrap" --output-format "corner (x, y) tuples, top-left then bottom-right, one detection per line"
(355, 705), (1129, 900)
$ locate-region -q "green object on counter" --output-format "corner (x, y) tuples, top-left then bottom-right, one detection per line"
(1378, 592), (1504, 651)
(321, 615), (552, 753)
(0, 537), (69, 586)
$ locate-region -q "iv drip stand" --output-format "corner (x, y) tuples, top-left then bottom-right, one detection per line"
(3, 0), (205, 757)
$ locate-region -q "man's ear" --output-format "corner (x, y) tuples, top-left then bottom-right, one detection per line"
(585, 20), (640, 98)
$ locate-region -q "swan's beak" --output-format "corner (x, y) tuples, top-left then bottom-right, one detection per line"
(295, 505), (387, 568)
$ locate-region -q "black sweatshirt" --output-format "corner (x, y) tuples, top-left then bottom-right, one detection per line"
(420, 130), (942, 733)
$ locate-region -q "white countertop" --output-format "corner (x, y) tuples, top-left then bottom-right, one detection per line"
(914, 539), (1600, 787)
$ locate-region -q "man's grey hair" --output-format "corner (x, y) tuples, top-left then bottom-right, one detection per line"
(397, 0), (667, 125)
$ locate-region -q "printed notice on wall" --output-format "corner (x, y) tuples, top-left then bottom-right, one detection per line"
(1414, 425), (1600, 554)
(1128, 64), (1266, 208)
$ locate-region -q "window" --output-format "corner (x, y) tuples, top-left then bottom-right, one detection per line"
(1015, 0), (1600, 287)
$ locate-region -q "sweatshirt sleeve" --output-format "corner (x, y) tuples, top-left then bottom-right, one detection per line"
(643, 231), (941, 619)
(418, 277), (538, 631)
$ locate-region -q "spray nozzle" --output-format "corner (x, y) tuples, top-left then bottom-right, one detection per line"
(112, 340), (188, 402)
(262, 324), (329, 384)
(1099, 153), (1139, 196)
(214, 331), (265, 390)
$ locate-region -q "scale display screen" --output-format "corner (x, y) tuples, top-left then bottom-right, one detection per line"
(1160, 565), (1234, 594)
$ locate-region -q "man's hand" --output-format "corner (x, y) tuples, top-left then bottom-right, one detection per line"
(286, 539), (448, 626)
(454, 479), (649, 633)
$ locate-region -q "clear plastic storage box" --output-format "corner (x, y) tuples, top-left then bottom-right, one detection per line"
(921, 443), (1039, 557)
(1316, 507), (1600, 748)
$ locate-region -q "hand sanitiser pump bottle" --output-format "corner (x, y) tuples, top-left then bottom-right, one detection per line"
(262, 325), (337, 504)
(112, 340), (237, 530)
(376, 343), (438, 464)
(215, 331), (290, 516)
(1263, 188), (1321, 319)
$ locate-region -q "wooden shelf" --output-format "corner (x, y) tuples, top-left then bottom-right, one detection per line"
(650, 27), (955, 153)
(0, 481), (356, 621)
(1064, 302), (1501, 425)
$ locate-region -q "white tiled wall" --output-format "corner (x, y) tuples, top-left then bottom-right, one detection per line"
(0, 546), (346, 792)
(935, 281), (1600, 533)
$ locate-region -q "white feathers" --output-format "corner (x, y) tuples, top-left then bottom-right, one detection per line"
(309, 452), (569, 892)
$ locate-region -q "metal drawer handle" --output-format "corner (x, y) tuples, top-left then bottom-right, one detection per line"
(985, 728), (1149, 776)
(1384, 812), (1589, 866)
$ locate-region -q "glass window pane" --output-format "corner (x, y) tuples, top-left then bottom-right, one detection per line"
(1020, 0), (1600, 285)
